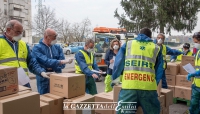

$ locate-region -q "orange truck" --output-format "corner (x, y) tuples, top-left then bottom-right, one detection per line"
(93, 27), (133, 76)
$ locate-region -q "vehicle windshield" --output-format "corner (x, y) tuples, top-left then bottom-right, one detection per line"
(94, 33), (116, 53)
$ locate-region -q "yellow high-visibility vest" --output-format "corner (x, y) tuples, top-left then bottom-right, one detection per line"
(177, 49), (193, 61)
(193, 50), (200, 87)
(75, 50), (93, 74)
(0, 37), (28, 75)
(122, 40), (160, 90)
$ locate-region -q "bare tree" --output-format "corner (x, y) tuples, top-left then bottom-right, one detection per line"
(60, 20), (71, 43)
(32, 6), (62, 37)
(0, 9), (9, 34)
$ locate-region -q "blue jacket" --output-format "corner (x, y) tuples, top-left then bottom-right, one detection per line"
(112, 34), (164, 84)
(0, 34), (45, 75)
(32, 39), (65, 73)
(75, 48), (99, 77)
(104, 49), (116, 75)
(153, 40), (183, 60)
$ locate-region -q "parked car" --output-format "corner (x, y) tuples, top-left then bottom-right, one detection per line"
(67, 45), (83, 54)
(63, 47), (71, 55)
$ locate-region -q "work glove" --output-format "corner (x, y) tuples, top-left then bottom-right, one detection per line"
(187, 73), (196, 81)
(170, 59), (175, 62)
(92, 74), (99, 79)
(41, 72), (55, 79)
(61, 58), (73, 64)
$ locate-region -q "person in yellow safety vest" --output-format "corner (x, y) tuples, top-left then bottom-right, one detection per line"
(112, 28), (164, 114)
(75, 39), (103, 95)
(187, 32), (200, 114)
(0, 20), (50, 88)
(104, 38), (122, 92)
(154, 33), (183, 89)
(171, 43), (193, 62)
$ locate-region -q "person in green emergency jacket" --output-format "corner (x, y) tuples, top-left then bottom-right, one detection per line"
(187, 32), (200, 114)
(112, 28), (164, 114)
(75, 39), (103, 95)
(104, 38), (121, 92)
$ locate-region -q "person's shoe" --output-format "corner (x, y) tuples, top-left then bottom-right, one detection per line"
(95, 78), (102, 82)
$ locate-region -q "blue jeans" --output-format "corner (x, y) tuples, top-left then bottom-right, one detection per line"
(23, 83), (31, 88)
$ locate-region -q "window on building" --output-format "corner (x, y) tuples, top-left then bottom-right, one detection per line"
(23, 30), (26, 37)
(14, 7), (22, 12)
(4, 0), (7, 2)
(25, 9), (28, 14)
(10, 17), (22, 23)
(4, 4), (7, 15)
(24, 20), (28, 26)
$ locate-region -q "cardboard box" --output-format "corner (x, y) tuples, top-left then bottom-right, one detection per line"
(175, 86), (191, 100)
(50, 73), (85, 98)
(166, 75), (176, 86)
(157, 80), (162, 96)
(168, 85), (175, 97)
(18, 85), (31, 92)
(0, 66), (18, 97)
(181, 56), (195, 66)
(180, 64), (188, 75)
(176, 75), (192, 87)
(64, 94), (95, 114)
(95, 92), (114, 114)
(40, 93), (64, 114)
(161, 89), (173, 107)
(40, 101), (50, 114)
(113, 85), (122, 102)
(136, 95), (165, 114)
(0, 92), (40, 114)
(163, 106), (169, 114)
(158, 95), (165, 114)
(165, 63), (179, 75)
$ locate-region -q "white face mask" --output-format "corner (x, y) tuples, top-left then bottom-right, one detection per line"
(194, 43), (200, 49)
(51, 39), (57, 45)
(13, 34), (22, 41)
(113, 45), (119, 50)
(157, 39), (163, 44)
(87, 48), (94, 53)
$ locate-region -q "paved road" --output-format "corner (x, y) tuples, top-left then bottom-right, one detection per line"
(29, 54), (189, 114)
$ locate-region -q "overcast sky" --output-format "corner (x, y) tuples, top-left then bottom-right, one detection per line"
(31, 0), (200, 37)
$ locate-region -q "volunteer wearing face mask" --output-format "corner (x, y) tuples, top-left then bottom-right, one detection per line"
(0, 20), (50, 88)
(104, 38), (121, 92)
(186, 32), (200, 114)
(171, 43), (193, 61)
(154, 33), (183, 89)
(32, 28), (73, 95)
(75, 39), (103, 95)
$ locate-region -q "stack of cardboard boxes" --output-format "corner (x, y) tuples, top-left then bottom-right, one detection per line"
(165, 55), (194, 101)
(46, 73), (95, 114)
(0, 66), (40, 114)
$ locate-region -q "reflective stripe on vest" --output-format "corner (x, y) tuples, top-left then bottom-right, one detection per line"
(162, 45), (167, 68)
(177, 49), (193, 61)
(75, 50), (93, 74)
(122, 40), (160, 90)
(0, 38), (28, 75)
(194, 50), (200, 87)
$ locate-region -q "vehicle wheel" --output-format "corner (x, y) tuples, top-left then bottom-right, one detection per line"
(66, 50), (70, 55)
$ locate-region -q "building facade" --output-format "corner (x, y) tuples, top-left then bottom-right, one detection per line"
(0, 0), (32, 43)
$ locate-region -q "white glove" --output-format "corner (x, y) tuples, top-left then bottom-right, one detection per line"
(170, 59), (175, 62)
(61, 58), (73, 64)
(41, 72), (55, 78)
